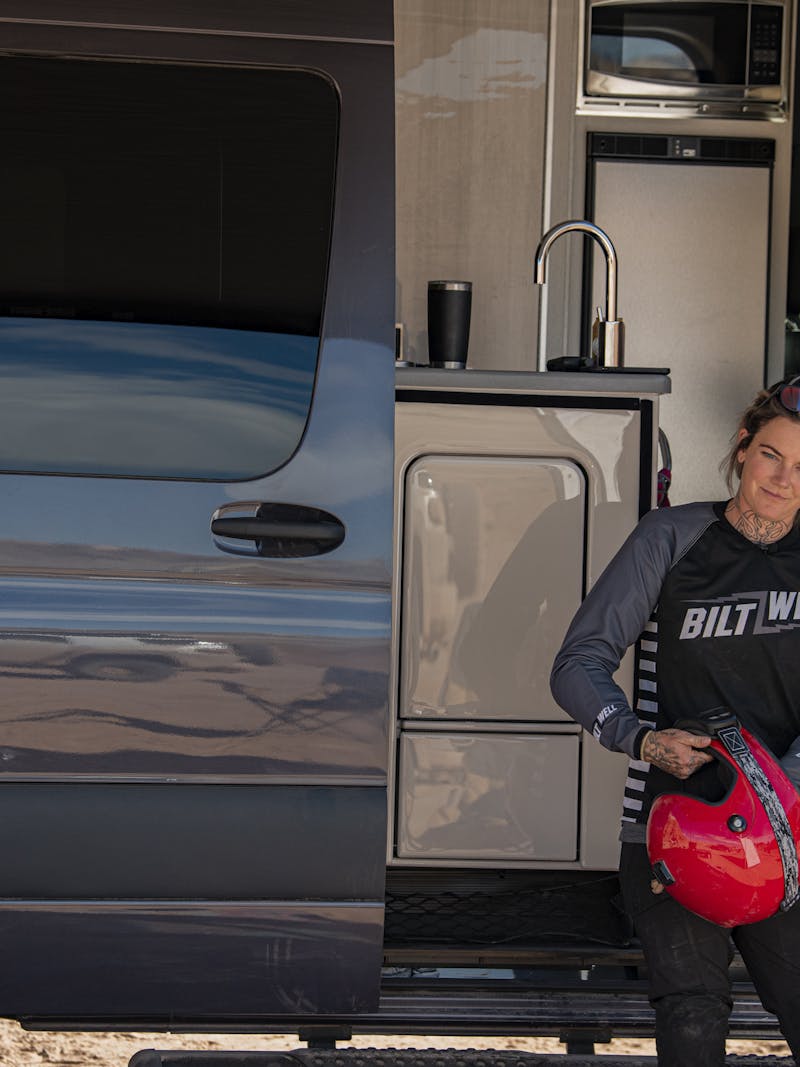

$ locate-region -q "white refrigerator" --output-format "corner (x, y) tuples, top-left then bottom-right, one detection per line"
(587, 134), (773, 505)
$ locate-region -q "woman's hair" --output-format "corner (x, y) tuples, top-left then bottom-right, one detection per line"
(721, 381), (800, 491)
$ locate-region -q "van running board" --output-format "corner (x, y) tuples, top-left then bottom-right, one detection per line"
(129, 1051), (788, 1067)
(373, 960), (781, 1042)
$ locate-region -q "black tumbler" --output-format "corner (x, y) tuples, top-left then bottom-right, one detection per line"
(427, 280), (472, 368)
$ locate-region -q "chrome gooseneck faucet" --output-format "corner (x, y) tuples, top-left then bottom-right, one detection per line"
(534, 219), (624, 369)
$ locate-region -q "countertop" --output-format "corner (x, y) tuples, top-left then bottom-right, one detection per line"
(395, 365), (671, 397)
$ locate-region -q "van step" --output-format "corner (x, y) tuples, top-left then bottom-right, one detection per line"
(371, 975), (780, 1040)
(128, 1052), (790, 1067)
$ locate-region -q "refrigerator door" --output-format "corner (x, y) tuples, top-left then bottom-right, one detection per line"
(590, 152), (770, 504)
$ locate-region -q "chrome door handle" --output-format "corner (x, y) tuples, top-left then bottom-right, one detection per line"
(211, 503), (345, 557)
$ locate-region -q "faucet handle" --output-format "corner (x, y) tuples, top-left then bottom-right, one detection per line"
(596, 314), (626, 368)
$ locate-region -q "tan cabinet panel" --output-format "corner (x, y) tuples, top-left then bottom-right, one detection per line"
(397, 731), (579, 860)
(401, 455), (585, 721)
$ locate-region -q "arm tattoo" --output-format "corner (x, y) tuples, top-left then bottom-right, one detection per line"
(641, 730), (709, 778)
(641, 732), (689, 776)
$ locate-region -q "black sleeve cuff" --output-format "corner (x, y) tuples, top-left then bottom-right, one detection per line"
(633, 726), (653, 761)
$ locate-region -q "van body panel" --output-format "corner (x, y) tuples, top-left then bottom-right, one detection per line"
(0, 0), (393, 43)
(0, 902), (384, 1017)
(0, 784), (386, 897)
(0, 1), (394, 1019)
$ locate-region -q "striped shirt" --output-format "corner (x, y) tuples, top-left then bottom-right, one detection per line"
(551, 500), (800, 843)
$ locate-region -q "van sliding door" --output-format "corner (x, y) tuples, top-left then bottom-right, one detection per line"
(0, 7), (394, 1024)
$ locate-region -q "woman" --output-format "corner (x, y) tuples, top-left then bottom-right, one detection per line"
(550, 375), (800, 1067)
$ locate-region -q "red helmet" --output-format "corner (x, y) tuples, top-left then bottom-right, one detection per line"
(646, 709), (800, 928)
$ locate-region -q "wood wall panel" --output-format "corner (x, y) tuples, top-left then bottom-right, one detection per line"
(395, 1), (550, 370)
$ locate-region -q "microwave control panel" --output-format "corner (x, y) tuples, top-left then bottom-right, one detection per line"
(750, 4), (783, 86)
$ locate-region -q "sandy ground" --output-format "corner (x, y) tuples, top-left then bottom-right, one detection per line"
(0, 1021), (791, 1066)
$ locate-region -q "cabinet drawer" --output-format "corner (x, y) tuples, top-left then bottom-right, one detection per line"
(397, 731), (579, 861)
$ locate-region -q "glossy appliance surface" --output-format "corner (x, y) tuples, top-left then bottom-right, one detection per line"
(581, 0), (788, 118)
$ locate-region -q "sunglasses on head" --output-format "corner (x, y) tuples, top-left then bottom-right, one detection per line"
(764, 375), (800, 413)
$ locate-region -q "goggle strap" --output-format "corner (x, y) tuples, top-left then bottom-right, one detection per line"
(718, 725), (799, 911)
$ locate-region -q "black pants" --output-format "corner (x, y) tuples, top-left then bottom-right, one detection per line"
(620, 843), (800, 1066)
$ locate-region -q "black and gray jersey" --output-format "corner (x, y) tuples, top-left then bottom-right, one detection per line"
(551, 501), (800, 841)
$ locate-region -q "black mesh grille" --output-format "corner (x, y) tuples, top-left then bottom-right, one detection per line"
(385, 871), (629, 948)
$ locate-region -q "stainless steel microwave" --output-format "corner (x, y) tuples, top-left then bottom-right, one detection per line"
(582, 0), (788, 116)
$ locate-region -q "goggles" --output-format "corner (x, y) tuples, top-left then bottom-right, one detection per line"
(766, 374), (800, 413)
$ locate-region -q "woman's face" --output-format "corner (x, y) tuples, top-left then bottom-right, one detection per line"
(736, 415), (800, 528)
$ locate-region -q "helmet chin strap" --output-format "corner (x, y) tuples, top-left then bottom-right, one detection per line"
(717, 723), (800, 912)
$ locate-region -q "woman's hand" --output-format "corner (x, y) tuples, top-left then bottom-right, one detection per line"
(641, 728), (714, 779)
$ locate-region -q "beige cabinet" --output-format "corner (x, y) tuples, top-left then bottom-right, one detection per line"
(392, 368), (669, 869)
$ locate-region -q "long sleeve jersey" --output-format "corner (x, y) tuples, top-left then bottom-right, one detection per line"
(550, 501), (800, 842)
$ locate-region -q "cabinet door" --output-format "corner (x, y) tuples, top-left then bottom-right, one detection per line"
(401, 455), (585, 722)
(397, 731), (580, 860)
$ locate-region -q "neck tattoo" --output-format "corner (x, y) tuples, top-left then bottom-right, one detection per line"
(725, 497), (790, 546)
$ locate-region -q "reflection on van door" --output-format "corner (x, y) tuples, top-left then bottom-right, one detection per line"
(0, 12), (394, 1022)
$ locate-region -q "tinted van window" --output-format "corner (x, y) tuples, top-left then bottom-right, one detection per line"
(0, 58), (338, 480)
